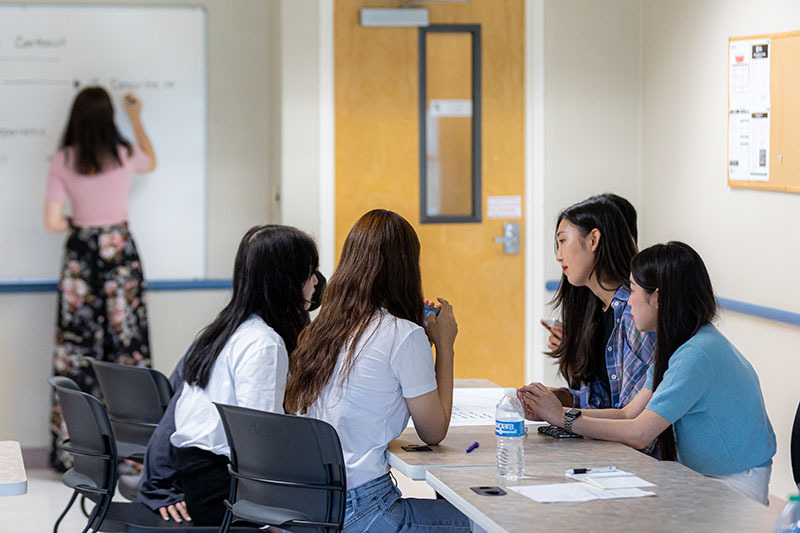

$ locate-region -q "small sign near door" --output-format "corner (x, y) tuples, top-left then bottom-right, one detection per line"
(487, 195), (522, 219)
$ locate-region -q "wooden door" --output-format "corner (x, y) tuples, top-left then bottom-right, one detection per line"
(334, 0), (525, 386)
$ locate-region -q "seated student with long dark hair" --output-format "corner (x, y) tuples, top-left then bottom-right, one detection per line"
(139, 270), (326, 524)
(166, 224), (319, 525)
(541, 193), (639, 351)
(527, 196), (655, 417)
(285, 209), (470, 533)
(520, 242), (776, 505)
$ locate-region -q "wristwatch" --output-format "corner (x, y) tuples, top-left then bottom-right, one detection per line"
(564, 408), (582, 433)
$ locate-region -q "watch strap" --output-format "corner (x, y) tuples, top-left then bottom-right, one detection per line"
(564, 409), (579, 433)
(564, 412), (573, 433)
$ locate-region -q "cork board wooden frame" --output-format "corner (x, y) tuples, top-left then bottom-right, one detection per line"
(728, 31), (800, 193)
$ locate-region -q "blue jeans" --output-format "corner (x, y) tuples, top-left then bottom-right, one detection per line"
(343, 473), (471, 532)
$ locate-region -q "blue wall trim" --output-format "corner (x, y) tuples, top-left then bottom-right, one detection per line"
(714, 297), (800, 327)
(545, 280), (560, 292)
(0, 279), (233, 294)
(544, 279), (800, 327)
(4, 278), (797, 327)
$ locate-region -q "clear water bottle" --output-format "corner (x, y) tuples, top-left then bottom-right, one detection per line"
(774, 494), (800, 533)
(495, 387), (525, 480)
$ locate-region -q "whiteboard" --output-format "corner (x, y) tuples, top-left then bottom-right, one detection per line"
(0, 5), (206, 281)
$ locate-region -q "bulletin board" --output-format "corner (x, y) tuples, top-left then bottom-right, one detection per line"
(728, 31), (800, 193)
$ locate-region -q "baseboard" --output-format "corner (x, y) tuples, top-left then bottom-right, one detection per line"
(21, 446), (49, 469)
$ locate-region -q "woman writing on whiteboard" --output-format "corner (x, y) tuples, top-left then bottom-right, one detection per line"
(44, 86), (157, 471)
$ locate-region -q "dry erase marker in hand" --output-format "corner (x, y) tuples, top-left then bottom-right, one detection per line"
(466, 441), (479, 453)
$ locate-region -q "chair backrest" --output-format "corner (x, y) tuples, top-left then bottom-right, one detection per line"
(88, 359), (173, 446)
(792, 400), (800, 487)
(48, 376), (118, 496)
(215, 404), (346, 531)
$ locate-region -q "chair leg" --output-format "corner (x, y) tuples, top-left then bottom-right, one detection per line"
(80, 495), (90, 517)
(54, 491), (79, 533)
(87, 493), (113, 533)
(218, 508), (233, 533)
(81, 493), (106, 533)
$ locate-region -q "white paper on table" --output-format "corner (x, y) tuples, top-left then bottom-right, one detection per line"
(406, 388), (544, 428)
(509, 483), (656, 504)
(565, 469), (655, 490)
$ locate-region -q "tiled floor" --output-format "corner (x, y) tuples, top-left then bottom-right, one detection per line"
(0, 468), (435, 531)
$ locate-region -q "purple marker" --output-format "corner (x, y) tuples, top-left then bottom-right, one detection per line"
(466, 441), (479, 453)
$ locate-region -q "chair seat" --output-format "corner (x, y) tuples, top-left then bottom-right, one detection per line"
(63, 468), (99, 491)
(117, 441), (146, 462)
(231, 499), (313, 527)
(97, 502), (260, 532)
(118, 473), (141, 502)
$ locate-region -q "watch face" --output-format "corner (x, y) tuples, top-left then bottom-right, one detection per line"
(566, 408), (582, 418)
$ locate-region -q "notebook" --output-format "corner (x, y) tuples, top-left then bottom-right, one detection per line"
(565, 467), (655, 490)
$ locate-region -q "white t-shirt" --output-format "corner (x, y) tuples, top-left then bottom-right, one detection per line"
(306, 310), (438, 489)
(171, 315), (288, 457)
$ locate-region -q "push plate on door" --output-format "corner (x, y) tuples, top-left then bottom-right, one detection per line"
(493, 222), (520, 254)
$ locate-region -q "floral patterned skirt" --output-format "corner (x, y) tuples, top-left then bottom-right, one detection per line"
(50, 223), (151, 471)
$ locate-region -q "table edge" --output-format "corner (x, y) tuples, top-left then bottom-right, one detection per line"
(426, 470), (506, 533)
(0, 480), (28, 496)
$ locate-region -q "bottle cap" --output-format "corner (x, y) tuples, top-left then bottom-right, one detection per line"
(504, 387), (517, 396)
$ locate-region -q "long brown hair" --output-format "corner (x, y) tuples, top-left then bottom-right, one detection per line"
(284, 209), (425, 414)
(61, 87), (132, 174)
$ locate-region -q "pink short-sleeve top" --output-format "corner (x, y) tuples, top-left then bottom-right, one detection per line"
(45, 144), (152, 227)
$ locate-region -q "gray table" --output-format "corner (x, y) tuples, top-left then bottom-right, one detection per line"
(0, 441), (27, 496)
(426, 461), (781, 533)
(388, 425), (655, 480)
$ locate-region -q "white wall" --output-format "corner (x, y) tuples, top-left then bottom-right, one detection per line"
(536, 0), (800, 498)
(0, 0), (278, 452)
(536, 0), (644, 386)
(278, 0), (321, 238)
(640, 0), (800, 497)
(276, 0), (336, 279)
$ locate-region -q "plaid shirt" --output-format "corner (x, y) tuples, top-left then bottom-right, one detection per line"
(569, 286), (656, 410)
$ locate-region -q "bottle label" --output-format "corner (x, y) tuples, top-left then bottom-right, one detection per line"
(495, 420), (525, 437)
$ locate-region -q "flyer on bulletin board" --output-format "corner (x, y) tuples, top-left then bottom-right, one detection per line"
(729, 39), (770, 182)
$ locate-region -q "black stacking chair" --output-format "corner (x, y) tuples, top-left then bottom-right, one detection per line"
(88, 359), (173, 463)
(792, 400), (800, 488)
(49, 376), (118, 533)
(49, 376), (256, 533)
(215, 404), (347, 532)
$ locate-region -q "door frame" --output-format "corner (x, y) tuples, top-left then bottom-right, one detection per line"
(317, 0), (336, 279)
(526, 0), (547, 384)
(316, 1), (547, 384)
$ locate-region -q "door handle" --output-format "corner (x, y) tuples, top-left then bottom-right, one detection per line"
(493, 222), (520, 255)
